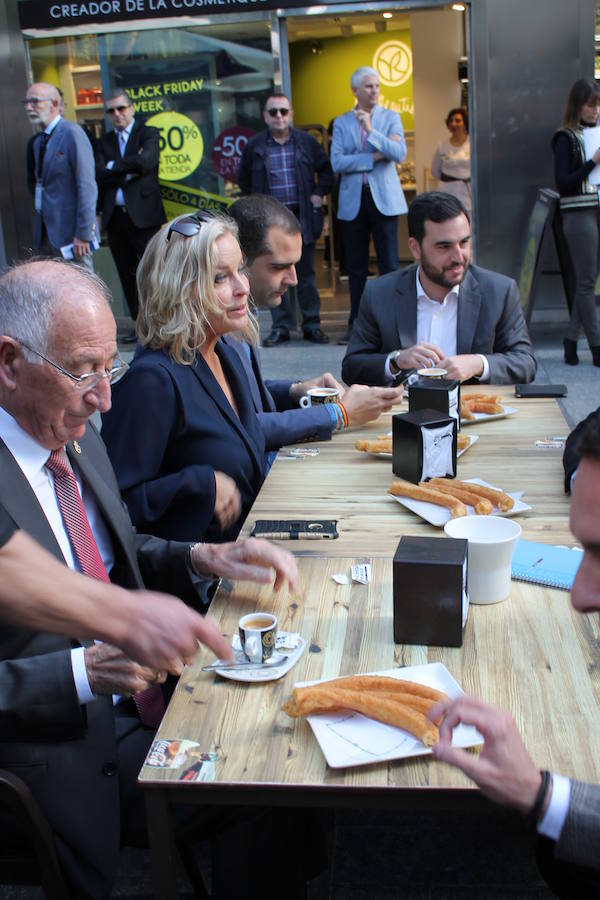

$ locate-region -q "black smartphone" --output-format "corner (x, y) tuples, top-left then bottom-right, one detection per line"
(515, 384), (567, 398)
(250, 520), (339, 540)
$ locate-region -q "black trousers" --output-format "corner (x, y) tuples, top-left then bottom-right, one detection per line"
(106, 208), (161, 320)
(536, 835), (600, 898)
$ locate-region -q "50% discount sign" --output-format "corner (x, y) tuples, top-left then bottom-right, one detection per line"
(147, 111), (204, 181)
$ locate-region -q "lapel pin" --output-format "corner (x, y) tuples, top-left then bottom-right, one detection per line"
(73, 441), (82, 454)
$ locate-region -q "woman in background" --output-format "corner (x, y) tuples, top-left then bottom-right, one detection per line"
(431, 107), (471, 216)
(552, 78), (600, 367)
(102, 212), (267, 545)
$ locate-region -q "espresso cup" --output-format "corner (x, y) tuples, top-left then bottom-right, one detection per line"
(444, 516), (522, 605)
(238, 612), (278, 663)
(299, 387), (339, 408)
(417, 367), (448, 379)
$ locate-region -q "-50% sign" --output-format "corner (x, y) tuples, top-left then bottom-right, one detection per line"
(212, 126), (255, 182)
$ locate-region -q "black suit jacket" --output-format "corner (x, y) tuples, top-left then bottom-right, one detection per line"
(341, 264), (537, 387)
(95, 119), (165, 230)
(0, 423), (197, 898)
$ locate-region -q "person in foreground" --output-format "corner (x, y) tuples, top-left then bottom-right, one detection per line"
(102, 213), (267, 545)
(0, 506), (229, 669)
(429, 415), (600, 897)
(0, 258), (312, 900)
(342, 191), (536, 387)
(228, 194), (403, 450)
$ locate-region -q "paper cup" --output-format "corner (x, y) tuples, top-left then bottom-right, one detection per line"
(444, 516), (521, 605)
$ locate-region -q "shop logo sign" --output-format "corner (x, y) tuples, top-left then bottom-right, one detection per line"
(373, 40), (413, 88)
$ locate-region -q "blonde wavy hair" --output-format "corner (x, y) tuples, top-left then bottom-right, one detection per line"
(136, 212), (259, 364)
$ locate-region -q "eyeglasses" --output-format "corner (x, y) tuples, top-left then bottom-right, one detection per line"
(18, 340), (129, 392)
(106, 104), (131, 114)
(166, 212), (215, 242)
(266, 107), (290, 117)
(22, 96), (53, 106)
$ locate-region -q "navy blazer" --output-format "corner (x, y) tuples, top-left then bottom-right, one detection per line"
(102, 341), (267, 543)
(222, 336), (334, 449)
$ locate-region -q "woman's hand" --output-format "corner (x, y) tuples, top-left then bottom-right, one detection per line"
(213, 472), (242, 530)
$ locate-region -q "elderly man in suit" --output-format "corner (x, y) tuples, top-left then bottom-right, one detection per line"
(342, 191), (536, 386)
(430, 414), (600, 897)
(24, 82), (97, 269)
(0, 258), (306, 900)
(95, 88), (166, 327)
(331, 66), (408, 342)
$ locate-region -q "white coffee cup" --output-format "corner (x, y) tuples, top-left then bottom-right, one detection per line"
(443, 515), (521, 605)
(238, 612), (278, 663)
(299, 387), (339, 408)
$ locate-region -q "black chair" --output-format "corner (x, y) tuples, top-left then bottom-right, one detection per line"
(0, 766), (71, 899)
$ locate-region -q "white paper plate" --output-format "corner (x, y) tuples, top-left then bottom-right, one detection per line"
(366, 433), (478, 460)
(389, 477), (531, 527)
(461, 404), (517, 426)
(298, 663), (482, 769)
(212, 637), (306, 683)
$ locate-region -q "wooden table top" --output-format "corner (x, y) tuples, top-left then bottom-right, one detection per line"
(139, 555), (600, 795)
(238, 386), (573, 556)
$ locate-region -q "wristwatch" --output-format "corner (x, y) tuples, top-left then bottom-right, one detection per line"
(389, 350), (403, 374)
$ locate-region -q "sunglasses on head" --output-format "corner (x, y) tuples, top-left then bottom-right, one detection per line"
(266, 107), (289, 117)
(166, 211), (216, 242)
(106, 104), (130, 114)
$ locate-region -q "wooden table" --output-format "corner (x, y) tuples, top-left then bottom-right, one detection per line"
(139, 390), (585, 897)
(140, 557), (600, 898)
(239, 385), (573, 554)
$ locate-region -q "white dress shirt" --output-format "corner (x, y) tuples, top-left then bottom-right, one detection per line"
(538, 773), (572, 842)
(0, 407), (114, 703)
(106, 119), (135, 208)
(385, 267), (490, 381)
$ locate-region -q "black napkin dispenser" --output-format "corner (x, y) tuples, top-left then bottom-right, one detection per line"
(409, 377), (461, 425)
(392, 409), (457, 483)
(393, 535), (469, 647)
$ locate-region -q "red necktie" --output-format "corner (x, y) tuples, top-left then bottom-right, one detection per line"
(46, 447), (164, 728)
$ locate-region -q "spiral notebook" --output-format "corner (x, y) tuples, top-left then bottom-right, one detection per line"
(511, 539), (583, 590)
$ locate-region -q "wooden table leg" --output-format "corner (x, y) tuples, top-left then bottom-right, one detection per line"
(145, 789), (179, 900)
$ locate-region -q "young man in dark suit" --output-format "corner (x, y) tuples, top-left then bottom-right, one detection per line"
(95, 89), (166, 325)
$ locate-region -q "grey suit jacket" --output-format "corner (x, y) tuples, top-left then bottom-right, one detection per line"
(29, 117), (97, 249)
(0, 423), (197, 898)
(341, 264), (536, 387)
(555, 780), (600, 869)
(222, 336), (333, 449)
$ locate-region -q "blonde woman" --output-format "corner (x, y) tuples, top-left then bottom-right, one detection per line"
(102, 212), (267, 544)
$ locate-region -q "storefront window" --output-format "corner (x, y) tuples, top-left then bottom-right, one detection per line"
(26, 22), (274, 214)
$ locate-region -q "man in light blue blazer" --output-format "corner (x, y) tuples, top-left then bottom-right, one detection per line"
(25, 82), (97, 270)
(331, 66), (408, 339)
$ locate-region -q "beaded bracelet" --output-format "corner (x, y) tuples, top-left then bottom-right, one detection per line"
(331, 403), (345, 431)
(529, 769), (552, 824)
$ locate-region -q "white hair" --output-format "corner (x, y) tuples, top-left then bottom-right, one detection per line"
(350, 66), (379, 90)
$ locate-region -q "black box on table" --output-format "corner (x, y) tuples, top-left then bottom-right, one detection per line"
(408, 377), (461, 426)
(392, 409), (457, 483)
(393, 536), (469, 647)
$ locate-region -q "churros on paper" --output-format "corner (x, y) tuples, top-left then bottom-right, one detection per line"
(282, 675), (447, 747)
(424, 480), (493, 515)
(432, 477), (514, 512)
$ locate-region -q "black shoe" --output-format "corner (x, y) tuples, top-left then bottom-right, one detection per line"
(263, 329), (290, 347)
(304, 328), (329, 344)
(563, 338), (579, 365)
(592, 346), (600, 367)
(337, 330), (352, 346)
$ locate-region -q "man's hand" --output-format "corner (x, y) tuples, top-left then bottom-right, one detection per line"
(72, 237), (91, 258)
(438, 354), (484, 382)
(84, 642), (171, 696)
(354, 108), (372, 133)
(192, 538), (299, 593)
(393, 343), (444, 371)
(342, 383), (404, 427)
(289, 372), (344, 403)
(213, 471), (242, 531)
(111, 589), (233, 668)
(429, 695), (542, 814)
(310, 194), (323, 208)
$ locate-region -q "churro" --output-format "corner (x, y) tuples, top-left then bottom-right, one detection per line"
(423, 480), (493, 515)
(282, 686), (439, 746)
(355, 438), (393, 454)
(457, 433), (470, 451)
(434, 477), (514, 512)
(299, 674), (447, 704)
(388, 480), (466, 518)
